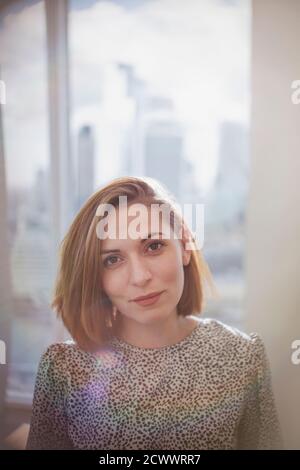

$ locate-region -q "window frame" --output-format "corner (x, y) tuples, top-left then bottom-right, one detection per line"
(1, 0), (71, 408)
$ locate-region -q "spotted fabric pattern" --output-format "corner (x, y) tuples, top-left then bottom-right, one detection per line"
(26, 317), (283, 450)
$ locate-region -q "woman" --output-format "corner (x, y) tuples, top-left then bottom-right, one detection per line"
(26, 176), (283, 450)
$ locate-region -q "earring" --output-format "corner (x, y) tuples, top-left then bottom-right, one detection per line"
(112, 305), (117, 320)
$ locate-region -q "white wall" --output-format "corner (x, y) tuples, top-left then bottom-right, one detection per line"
(246, 0), (300, 449)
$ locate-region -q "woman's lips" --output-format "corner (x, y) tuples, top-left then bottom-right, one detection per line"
(133, 291), (164, 307)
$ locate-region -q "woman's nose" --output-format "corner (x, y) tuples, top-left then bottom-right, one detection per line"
(128, 256), (152, 286)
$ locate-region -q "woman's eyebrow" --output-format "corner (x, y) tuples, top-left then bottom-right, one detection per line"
(101, 231), (164, 254)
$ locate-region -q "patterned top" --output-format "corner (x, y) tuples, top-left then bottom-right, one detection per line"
(26, 317), (284, 450)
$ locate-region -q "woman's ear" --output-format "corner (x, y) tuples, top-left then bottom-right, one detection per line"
(182, 248), (191, 266)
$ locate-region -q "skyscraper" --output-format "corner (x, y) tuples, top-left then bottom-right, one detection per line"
(76, 125), (95, 210)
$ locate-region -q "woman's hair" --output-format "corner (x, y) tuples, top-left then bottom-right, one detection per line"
(51, 176), (216, 352)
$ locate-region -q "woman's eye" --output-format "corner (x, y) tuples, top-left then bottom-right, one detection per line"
(103, 256), (120, 267)
(103, 242), (164, 268)
(147, 241), (164, 252)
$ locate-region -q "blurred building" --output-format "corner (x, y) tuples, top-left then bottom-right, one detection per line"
(205, 121), (249, 230)
(76, 125), (95, 210)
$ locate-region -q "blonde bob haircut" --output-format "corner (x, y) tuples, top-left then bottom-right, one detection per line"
(51, 176), (216, 352)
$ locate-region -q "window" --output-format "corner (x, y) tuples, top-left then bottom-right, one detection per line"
(69, 0), (251, 329)
(0, 0), (56, 403)
(0, 0), (250, 402)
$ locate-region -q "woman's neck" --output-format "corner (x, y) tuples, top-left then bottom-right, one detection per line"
(112, 312), (198, 349)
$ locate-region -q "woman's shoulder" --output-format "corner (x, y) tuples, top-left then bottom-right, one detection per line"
(36, 339), (88, 374)
(197, 316), (260, 340)
(195, 316), (266, 364)
(41, 339), (77, 359)
(38, 338), (109, 370)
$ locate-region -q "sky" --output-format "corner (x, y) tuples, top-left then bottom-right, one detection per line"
(0, 0), (250, 193)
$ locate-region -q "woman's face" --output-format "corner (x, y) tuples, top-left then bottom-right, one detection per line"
(100, 204), (191, 327)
